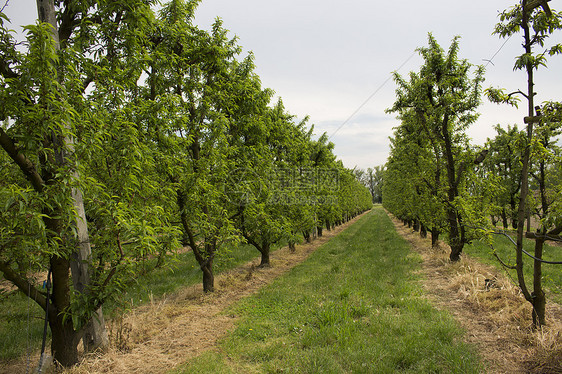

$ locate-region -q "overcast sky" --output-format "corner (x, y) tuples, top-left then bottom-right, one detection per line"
(3, 0), (562, 170)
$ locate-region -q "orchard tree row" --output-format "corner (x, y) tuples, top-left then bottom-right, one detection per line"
(0, 0), (371, 367)
(383, 1), (562, 329)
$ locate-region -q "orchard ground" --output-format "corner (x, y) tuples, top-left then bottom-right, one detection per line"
(1, 207), (561, 373)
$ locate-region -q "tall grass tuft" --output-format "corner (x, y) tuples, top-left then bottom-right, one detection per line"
(0, 243), (262, 363)
(465, 235), (562, 305)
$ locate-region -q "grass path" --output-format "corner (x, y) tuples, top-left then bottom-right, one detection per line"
(11, 207), (557, 373)
(174, 208), (482, 373)
(59, 211), (371, 374)
(389, 214), (562, 374)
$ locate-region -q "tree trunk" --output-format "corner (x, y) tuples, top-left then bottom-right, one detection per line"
(317, 226), (323, 237)
(449, 243), (463, 261)
(201, 261), (214, 293)
(37, 0), (108, 357)
(303, 231), (311, 243)
(509, 199), (518, 229)
(49, 256), (81, 367)
(420, 223), (427, 238)
(501, 208), (509, 229)
(532, 293), (546, 328)
(289, 241), (296, 252)
(413, 219), (420, 232)
(532, 237), (546, 328)
(81, 309), (108, 353)
(440, 107), (467, 263)
(447, 208), (463, 261)
(49, 312), (81, 368)
(430, 229), (440, 247)
(259, 244), (271, 267)
(70, 188), (108, 352)
(514, 5), (537, 326)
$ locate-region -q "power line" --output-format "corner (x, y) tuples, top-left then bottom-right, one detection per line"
(328, 34), (512, 141)
(328, 50), (417, 140)
(0, 0), (9, 13)
(464, 224), (562, 265)
(483, 35), (513, 68)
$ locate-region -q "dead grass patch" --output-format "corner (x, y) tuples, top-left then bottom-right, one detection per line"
(388, 214), (562, 374)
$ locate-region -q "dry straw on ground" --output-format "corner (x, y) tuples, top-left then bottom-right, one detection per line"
(389, 214), (562, 374)
(58, 213), (366, 374)
(4, 210), (561, 373)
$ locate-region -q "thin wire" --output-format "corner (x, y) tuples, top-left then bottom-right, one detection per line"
(328, 50), (417, 140)
(26, 275), (31, 374)
(329, 35), (512, 141)
(491, 229), (562, 264)
(0, 0), (9, 13)
(483, 35), (513, 68)
(465, 224), (562, 264)
(545, 234), (562, 243)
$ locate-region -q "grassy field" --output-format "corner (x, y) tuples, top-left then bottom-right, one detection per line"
(465, 233), (562, 305)
(174, 208), (483, 374)
(0, 243), (264, 362)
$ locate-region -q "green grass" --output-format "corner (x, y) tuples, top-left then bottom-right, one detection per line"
(104, 243), (264, 316)
(465, 233), (562, 305)
(0, 242), (265, 362)
(0, 290), (49, 362)
(174, 207), (483, 374)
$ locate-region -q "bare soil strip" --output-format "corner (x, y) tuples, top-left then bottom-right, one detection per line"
(55, 213), (366, 374)
(389, 214), (562, 374)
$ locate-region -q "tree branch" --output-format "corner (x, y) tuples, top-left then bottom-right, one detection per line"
(0, 57), (18, 79)
(0, 261), (48, 311)
(58, 1), (79, 46)
(508, 90), (529, 100)
(493, 252), (517, 270)
(0, 128), (45, 192)
(242, 232), (262, 253)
